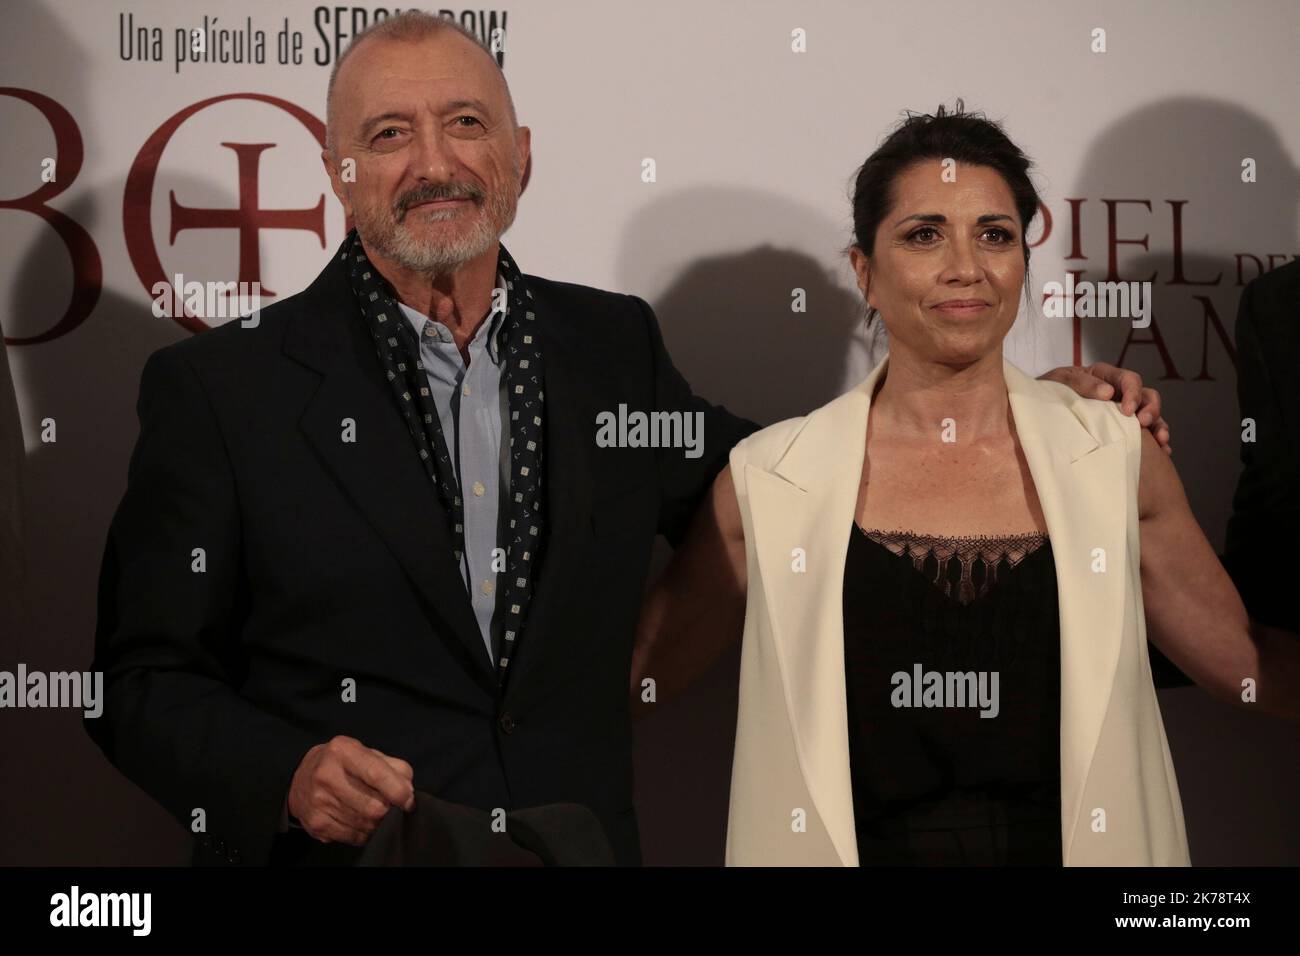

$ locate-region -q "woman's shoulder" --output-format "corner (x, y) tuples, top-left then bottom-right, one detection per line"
(726, 381), (876, 508)
(726, 415), (811, 517)
(1016, 367), (1141, 453)
(730, 368), (883, 475)
(729, 414), (809, 474)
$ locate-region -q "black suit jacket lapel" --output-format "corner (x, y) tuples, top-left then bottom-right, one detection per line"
(282, 257), (496, 691)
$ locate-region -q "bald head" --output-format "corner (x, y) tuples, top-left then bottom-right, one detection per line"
(325, 11), (518, 158)
(319, 10), (530, 282)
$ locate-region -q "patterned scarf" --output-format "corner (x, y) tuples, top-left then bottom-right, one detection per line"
(342, 229), (545, 683)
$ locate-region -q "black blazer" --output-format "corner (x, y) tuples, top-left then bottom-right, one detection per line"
(1224, 258), (1300, 633)
(86, 250), (757, 866)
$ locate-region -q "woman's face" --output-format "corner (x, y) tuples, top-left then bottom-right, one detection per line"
(850, 160), (1026, 367)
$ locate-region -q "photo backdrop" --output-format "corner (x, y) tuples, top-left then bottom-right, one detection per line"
(1, 0), (1297, 864)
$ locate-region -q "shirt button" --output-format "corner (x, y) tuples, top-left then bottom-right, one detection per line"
(499, 712), (516, 734)
(462, 383), (471, 397)
(473, 481), (485, 497)
(482, 581), (494, 595)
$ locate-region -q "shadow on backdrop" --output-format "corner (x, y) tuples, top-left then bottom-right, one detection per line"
(1073, 97), (1299, 865)
(0, 0), (245, 864)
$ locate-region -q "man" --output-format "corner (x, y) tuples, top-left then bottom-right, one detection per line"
(1225, 259), (1300, 635)
(86, 12), (1166, 866)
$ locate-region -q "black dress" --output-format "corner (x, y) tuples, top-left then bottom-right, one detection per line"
(842, 524), (1062, 865)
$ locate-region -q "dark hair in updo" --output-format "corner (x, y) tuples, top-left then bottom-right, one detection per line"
(849, 100), (1043, 326)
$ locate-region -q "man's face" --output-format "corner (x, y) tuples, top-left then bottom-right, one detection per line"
(325, 32), (530, 276)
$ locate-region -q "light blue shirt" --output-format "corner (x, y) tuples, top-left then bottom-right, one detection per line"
(398, 280), (509, 664)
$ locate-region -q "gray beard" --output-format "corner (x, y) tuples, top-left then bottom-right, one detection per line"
(356, 191), (517, 279)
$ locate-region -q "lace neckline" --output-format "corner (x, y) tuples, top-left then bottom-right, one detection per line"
(856, 525), (1048, 545)
(854, 525), (1050, 605)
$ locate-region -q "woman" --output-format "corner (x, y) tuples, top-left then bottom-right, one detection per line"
(632, 104), (1300, 866)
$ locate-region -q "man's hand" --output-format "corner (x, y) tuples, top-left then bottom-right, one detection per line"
(287, 736), (415, 846)
(1038, 361), (1172, 454)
